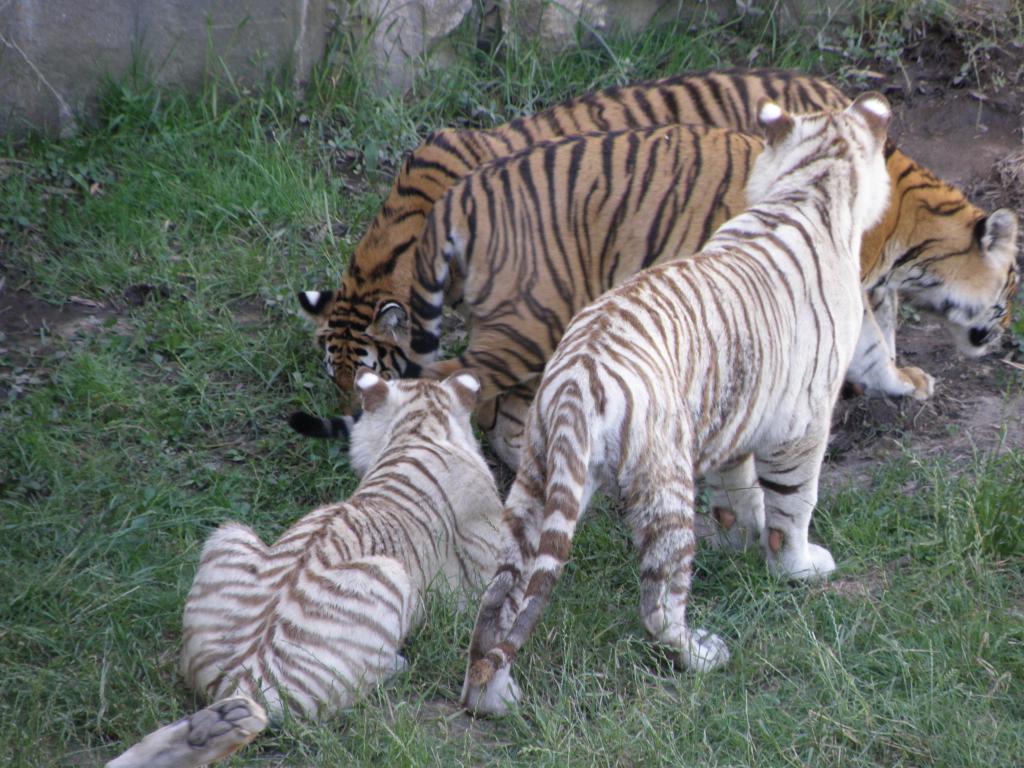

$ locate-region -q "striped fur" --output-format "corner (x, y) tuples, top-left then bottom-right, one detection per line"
(461, 96), (893, 715)
(299, 68), (841, 397)
(403, 128), (1019, 469)
(299, 69), (1017, 415)
(110, 373), (504, 768)
(407, 124), (756, 467)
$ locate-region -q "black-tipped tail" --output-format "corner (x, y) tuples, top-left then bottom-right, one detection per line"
(288, 411), (354, 441)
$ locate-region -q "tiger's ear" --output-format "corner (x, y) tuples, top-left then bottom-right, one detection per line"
(355, 368), (390, 412)
(297, 290), (335, 319)
(445, 371), (481, 411)
(849, 92), (891, 145)
(756, 98), (794, 146)
(975, 209), (1019, 266)
(367, 301), (409, 340)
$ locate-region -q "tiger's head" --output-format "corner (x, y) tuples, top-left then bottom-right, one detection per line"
(297, 281), (420, 411)
(345, 368), (481, 476)
(874, 200), (1019, 358)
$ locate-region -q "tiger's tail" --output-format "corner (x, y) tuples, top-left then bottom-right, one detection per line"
(287, 410), (357, 441)
(467, 379), (592, 689)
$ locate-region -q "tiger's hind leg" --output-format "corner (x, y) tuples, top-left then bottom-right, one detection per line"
(105, 695), (268, 768)
(625, 463), (729, 672)
(700, 453), (764, 551)
(755, 430), (836, 581)
(462, 567), (524, 716)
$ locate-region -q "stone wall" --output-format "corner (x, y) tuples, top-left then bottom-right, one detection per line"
(0, 0), (331, 138)
(1, 1), (987, 139)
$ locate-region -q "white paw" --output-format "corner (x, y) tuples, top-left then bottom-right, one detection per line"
(803, 543), (837, 579)
(462, 665), (521, 717)
(677, 628), (730, 672)
(900, 366), (935, 401)
(392, 654), (409, 673)
(770, 543), (836, 581)
(859, 365), (935, 401)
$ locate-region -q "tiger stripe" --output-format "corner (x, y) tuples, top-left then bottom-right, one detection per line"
(113, 375), (505, 768)
(407, 124), (757, 408)
(301, 69), (1016, 419)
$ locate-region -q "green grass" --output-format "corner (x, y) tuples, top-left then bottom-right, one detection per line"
(2, 7), (1024, 768)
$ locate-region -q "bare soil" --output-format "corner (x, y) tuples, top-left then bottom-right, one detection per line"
(824, 23), (1024, 486)
(0, 285), (124, 400)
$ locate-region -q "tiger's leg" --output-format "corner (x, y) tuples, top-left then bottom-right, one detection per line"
(408, 218), (465, 369)
(625, 462), (729, 672)
(483, 383), (535, 471)
(872, 286), (898, 352)
(700, 453), (764, 551)
(755, 431), (835, 581)
(871, 288), (933, 397)
(846, 290), (934, 400)
(105, 695), (268, 768)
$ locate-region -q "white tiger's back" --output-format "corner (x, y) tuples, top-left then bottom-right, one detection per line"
(182, 371), (503, 719)
(110, 372), (504, 768)
(464, 95), (893, 715)
(182, 519), (417, 717)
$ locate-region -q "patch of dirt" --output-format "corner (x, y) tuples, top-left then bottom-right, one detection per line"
(413, 697), (503, 741)
(825, 15), (1024, 486)
(0, 284), (130, 399)
(827, 320), (1024, 485)
(821, 555), (913, 600)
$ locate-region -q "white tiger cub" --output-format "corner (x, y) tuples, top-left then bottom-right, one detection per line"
(462, 94), (893, 716)
(107, 372), (505, 768)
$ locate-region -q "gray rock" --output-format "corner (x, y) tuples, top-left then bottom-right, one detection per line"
(357, 0), (476, 91)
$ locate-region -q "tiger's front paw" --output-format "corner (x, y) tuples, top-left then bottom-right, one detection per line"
(897, 365), (934, 400)
(462, 665), (522, 717)
(676, 628), (730, 672)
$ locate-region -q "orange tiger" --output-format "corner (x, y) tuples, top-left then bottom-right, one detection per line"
(299, 69), (1017, 420)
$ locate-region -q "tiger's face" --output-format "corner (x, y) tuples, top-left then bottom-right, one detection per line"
(298, 281), (419, 411)
(900, 208), (1020, 357)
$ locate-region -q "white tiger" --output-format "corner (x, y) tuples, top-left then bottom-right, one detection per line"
(107, 372), (505, 767)
(462, 94), (893, 715)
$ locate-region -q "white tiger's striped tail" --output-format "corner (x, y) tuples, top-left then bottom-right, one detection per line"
(467, 379), (592, 688)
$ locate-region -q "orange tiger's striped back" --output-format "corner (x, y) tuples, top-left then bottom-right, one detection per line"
(303, 68), (1015, 416)
(303, 69), (849, 398)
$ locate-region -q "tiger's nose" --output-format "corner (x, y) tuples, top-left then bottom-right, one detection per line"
(968, 326), (992, 347)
